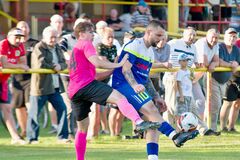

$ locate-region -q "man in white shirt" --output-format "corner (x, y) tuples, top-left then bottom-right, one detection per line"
(194, 28), (220, 120)
(194, 28), (221, 135)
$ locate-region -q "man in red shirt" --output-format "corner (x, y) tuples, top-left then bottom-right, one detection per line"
(236, 38), (240, 48)
(0, 28), (29, 145)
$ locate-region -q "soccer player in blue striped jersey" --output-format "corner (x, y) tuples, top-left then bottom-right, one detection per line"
(112, 20), (199, 160)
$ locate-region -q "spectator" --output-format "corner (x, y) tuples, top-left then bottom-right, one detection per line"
(50, 14), (64, 38)
(60, 18), (88, 62)
(194, 28), (220, 120)
(131, 0), (153, 28)
(163, 27), (198, 125)
(122, 31), (136, 45)
(59, 18), (88, 139)
(220, 0), (240, 21)
(53, 2), (67, 14)
(210, 0), (220, 21)
(229, 2), (240, 32)
(163, 27), (218, 136)
(119, 5), (137, 32)
(49, 14), (65, 133)
(179, 0), (190, 27)
(220, 0), (240, 32)
(11, 21), (38, 138)
(176, 53), (193, 119)
(63, 3), (77, 32)
(0, 28), (29, 145)
(150, 31), (171, 95)
(221, 72), (240, 132)
(93, 20), (121, 50)
(151, 0), (168, 21)
(210, 28), (239, 132)
(189, 0), (205, 30)
(236, 38), (240, 48)
(96, 27), (122, 136)
(106, 9), (123, 31)
(218, 28), (240, 132)
(27, 26), (69, 144)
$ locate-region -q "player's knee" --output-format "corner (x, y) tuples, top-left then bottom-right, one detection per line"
(142, 104), (159, 117)
(109, 89), (125, 101)
(148, 105), (159, 115)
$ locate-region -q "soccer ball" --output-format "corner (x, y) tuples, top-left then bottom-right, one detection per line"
(177, 112), (198, 132)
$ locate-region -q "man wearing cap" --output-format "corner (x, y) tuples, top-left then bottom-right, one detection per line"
(0, 27), (29, 145)
(215, 28), (240, 132)
(11, 21), (39, 138)
(131, 0), (153, 28)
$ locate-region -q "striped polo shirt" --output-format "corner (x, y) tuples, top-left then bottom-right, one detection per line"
(131, 10), (151, 27)
(168, 38), (197, 67)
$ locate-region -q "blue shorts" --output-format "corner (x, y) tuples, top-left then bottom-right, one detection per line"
(114, 83), (152, 111)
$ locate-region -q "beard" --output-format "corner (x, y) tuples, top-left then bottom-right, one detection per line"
(151, 41), (157, 47)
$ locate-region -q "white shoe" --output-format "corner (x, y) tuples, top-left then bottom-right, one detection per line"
(57, 139), (72, 144)
(11, 138), (27, 145)
(28, 140), (39, 144)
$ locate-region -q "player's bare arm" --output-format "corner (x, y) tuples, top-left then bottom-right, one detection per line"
(122, 60), (145, 93)
(88, 54), (128, 69)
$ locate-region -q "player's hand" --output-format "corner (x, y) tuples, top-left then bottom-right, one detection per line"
(119, 54), (129, 66)
(132, 84), (145, 93)
(154, 97), (167, 113)
(53, 64), (61, 72)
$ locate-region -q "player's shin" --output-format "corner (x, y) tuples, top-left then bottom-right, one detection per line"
(147, 143), (159, 160)
(75, 131), (87, 160)
(158, 121), (177, 139)
(116, 98), (143, 124)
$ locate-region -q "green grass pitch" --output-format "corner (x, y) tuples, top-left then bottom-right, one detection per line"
(1, 120), (240, 160)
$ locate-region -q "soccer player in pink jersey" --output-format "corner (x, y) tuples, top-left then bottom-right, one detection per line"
(68, 22), (161, 160)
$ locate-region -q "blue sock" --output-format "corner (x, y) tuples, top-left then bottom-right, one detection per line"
(147, 143), (158, 156)
(158, 121), (175, 136)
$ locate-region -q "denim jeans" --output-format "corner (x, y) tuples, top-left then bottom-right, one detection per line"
(27, 89), (68, 141)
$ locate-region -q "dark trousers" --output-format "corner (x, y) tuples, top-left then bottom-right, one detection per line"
(27, 89), (68, 141)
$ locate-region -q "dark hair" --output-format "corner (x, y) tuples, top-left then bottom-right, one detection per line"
(147, 20), (165, 30)
(74, 21), (94, 33)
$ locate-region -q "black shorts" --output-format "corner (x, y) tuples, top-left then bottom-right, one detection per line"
(190, 12), (203, 21)
(221, 7), (232, 18)
(12, 85), (30, 108)
(224, 81), (240, 101)
(71, 80), (113, 121)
